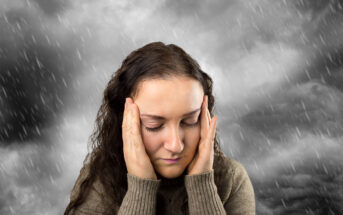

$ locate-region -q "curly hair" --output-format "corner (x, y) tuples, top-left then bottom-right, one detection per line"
(64, 41), (225, 214)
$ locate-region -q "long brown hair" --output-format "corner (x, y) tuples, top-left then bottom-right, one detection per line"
(64, 41), (225, 214)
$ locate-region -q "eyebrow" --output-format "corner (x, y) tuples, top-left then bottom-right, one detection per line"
(140, 108), (201, 120)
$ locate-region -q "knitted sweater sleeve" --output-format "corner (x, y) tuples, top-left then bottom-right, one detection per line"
(68, 166), (160, 215)
(185, 170), (226, 214)
(185, 162), (255, 215)
(117, 173), (161, 215)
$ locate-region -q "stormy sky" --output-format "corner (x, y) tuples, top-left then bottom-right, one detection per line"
(0, 0), (342, 214)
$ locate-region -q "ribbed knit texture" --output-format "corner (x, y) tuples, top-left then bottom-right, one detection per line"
(68, 155), (255, 215)
(185, 170), (226, 214)
(117, 174), (161, 215)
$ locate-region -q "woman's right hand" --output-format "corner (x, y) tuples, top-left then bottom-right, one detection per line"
(122, 97), (157, 180)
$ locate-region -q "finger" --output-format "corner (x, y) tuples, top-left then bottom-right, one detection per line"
(122, 98), (127, 127)
(122, 99), (133, 161)
(127, 99), (145, 151)
(207, 108), (211, 124)
(122, 98), (129, 144)
(126, 98), (139, 134)
(123, 97), (133, 127)
(200, 95), (209, 139)
(130, 101), (140, 134)
(123, 98), (134, 142)
(125, 99), (135, 137)
(207, 116), (217, 146)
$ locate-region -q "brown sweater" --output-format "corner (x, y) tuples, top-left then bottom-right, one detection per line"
(68, 155), (255, 214)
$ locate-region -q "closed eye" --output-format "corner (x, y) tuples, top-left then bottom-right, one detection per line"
(145, 120), (199, 132)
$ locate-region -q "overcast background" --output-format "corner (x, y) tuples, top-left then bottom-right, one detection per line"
(1, 0), (342, 214)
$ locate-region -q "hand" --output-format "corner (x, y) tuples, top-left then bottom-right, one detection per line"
(122, 97), (157, 180)
(187, 95), (217, 175)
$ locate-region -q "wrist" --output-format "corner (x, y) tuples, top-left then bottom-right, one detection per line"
(127, 173), (160, 193)
(187, 168), (213, 176)
(127, 169), (157, 180)
(185, 169), (216, 192)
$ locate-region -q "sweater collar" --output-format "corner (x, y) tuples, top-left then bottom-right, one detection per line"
(156, 170), (186, 187)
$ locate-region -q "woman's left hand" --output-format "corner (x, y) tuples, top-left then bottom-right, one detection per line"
(187, 95), (217, 175)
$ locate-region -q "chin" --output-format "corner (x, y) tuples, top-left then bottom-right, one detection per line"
(156, 166), (186, 179)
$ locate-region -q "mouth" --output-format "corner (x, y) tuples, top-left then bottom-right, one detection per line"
(161, 158), (181, 164)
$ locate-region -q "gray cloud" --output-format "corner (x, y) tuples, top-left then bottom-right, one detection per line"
(0, 1), (89, 214)
(0, 1), (85, 143)
(1, 0), (343, 214)
(31, 0), (69, 16)
(241, 81), (343, 139)
(253, 143), (343, 214)
(229, 81), (343, 213)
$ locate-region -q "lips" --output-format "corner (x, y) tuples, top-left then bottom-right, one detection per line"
(162, 158), (181, 164)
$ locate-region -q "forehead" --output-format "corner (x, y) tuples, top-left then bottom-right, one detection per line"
(133, 76), (204, 117)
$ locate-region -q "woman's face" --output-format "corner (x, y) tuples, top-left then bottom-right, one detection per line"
(133, 75), (204, 179)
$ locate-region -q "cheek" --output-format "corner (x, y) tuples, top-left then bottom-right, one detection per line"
(141, 129), (162, 155)
(184, 127), (201, 149)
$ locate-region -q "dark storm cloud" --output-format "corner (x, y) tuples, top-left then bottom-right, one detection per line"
(254, 149), (343, 215)
(0, 1), (88, 214)
(290, 0), (343, 93)
(227, 0), (343, 149)
(162, 0), (238, 20)
(240, 81), (343, 140)
(217, 1), (343, 214)
(233, 81), (343, 214)
(223, 81), (343, 164)
(32, 0), (69, 15)
(235, 0), (343, 141)
(299, 48), (343, 92)
(1, 0), (343, 214)
(0, 2), (82, 143)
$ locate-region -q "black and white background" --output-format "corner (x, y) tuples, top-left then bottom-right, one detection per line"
(0, 0), (342, 214)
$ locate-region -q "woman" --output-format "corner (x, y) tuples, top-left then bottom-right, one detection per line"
(64, 42), (255, 214)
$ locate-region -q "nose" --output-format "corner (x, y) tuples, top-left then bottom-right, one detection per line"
(164, 125), (184, 154)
